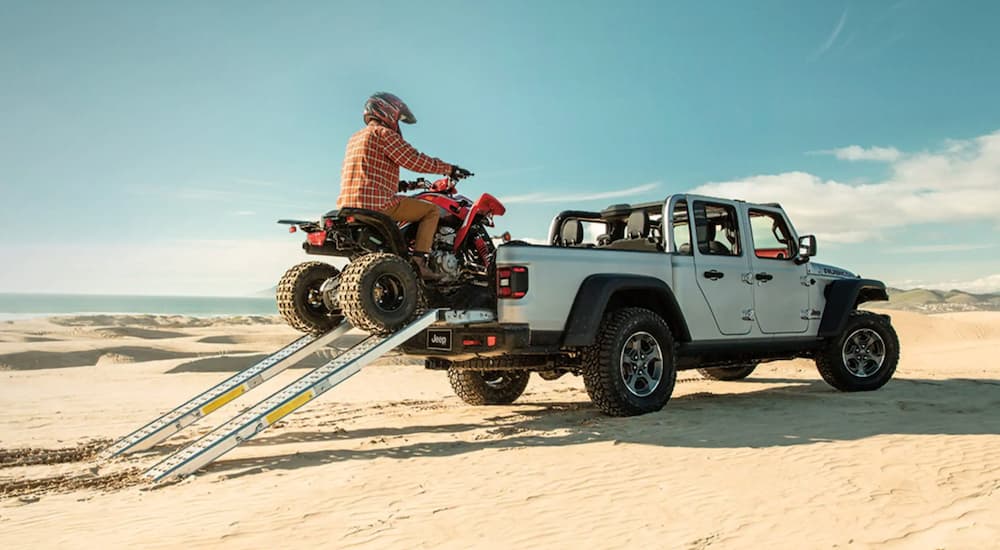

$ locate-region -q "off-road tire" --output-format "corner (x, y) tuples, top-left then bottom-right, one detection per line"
(697, 363), (758, 381)
(815, 311), (900, 392)
(276, 261), (342, 334)
(582, 307), (677, 417)
(447, 361), (530, 406)
(338, 253), (422, 335)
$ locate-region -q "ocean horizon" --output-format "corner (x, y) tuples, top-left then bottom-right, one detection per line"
(0, 293), (278, 319)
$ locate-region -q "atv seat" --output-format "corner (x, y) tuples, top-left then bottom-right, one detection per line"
(330, 207), (399, 230)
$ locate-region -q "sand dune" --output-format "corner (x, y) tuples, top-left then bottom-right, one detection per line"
(1, 310), (999, 548)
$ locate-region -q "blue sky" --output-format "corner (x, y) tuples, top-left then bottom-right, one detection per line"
(1, 0), (999, 295)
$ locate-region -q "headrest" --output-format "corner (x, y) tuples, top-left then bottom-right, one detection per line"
(626, 210), (649, 239)
(561, 219), (584, 246)
(695, 221), (709, 244)
(706, 222), (719, 242)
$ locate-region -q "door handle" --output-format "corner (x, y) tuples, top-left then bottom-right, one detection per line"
(755, 272), (774, 282)
(703, 270), (725, 280)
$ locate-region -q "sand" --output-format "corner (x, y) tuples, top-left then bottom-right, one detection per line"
(1, 310), (999, 549)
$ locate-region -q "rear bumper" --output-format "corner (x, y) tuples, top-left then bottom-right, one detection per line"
(400, 323), (532, 359)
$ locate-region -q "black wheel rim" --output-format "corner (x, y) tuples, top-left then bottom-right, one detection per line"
(305, 284), (326, 314)
(372, 273), (406, 313)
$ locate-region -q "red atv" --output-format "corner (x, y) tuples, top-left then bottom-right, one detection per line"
(276, 173), (506, 335)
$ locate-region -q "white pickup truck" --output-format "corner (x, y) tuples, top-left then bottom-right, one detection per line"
(402, 193), (900, 416)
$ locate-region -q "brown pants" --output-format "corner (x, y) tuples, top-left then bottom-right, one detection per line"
(383, 197), (438, 253)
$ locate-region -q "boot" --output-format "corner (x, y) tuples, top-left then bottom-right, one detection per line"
(412, 254), (445, 281)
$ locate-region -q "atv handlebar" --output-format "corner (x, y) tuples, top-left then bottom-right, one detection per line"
(398, 171), (474, 193)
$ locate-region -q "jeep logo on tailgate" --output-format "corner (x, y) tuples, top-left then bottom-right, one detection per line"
(426, 329), (452, 351)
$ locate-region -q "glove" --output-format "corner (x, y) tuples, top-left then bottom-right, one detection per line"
(450, 165), (473, 180)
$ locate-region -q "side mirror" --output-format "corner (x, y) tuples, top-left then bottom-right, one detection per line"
(795, 235), (817, 264)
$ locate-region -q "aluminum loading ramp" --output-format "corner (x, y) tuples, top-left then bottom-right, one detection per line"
(101, 308), (494, 483)
(99, 323), (353, 460)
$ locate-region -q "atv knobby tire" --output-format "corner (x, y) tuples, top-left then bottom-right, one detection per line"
(697, 363), (758, 381)
(815, 311), (899, 392)
(277, 261), (342, 334)
(582, 307), (676, 417)
(338, 253), (422, 335)
(447, 361), (530, 405)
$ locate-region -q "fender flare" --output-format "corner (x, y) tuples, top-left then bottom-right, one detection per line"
(817, 279), (889, 337)
(561, 274), (691, 347)
(340, 209), (409, 256)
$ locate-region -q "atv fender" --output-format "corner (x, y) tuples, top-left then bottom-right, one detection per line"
(338, 208), (409, 257)
(562, 274), (691, 347)
(817, 279), (889, 338)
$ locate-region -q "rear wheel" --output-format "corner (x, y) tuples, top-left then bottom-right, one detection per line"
(582, 307), (676, 416)
(697, 363), (758, 381)
(448, 362), (530, 406)
(338, 253), (422, 335)
(276, 261), (342, 334)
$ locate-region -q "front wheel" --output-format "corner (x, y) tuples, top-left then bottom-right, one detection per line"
(276, 261), (343, 334)
(338, 253), (422, 335)
(582, 307), (676, 417)
(815, 311), (899, 392)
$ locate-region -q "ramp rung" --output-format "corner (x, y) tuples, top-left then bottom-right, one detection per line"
(144, 309), (447, 482)
(100, 322), (352, 460)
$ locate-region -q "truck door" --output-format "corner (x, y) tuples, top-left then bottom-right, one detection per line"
(691, 200), (753, 336)
(746, 207), (810, 334)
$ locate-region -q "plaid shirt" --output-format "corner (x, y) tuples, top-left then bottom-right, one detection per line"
(336, 122), (452, 211)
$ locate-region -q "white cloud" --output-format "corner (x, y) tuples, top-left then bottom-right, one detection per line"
(690, 130), (1000, 243)
(500, 182), (661, 204)
(815, 145), (902, 162)
(810, 8), (848, 60)
(0, 239), (336, 296)
(890, 243), (995, 254)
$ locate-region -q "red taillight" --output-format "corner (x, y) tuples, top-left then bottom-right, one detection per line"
(346, 216), (356, 224)
(462, 338), (481, 346)
(497, 265), (528, 299)
(288, 226), (297, 233)
(486, 335), (497, 347)
(306, 231), (326, 246)
(325, 218), (334, 229)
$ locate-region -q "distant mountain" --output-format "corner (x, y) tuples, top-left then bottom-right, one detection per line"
(254, 286), (278, 298)
(883, 287), (1000, 312)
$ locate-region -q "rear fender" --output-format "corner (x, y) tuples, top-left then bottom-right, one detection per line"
(562, 274), (691, 347)
(340, 211), (409, 256)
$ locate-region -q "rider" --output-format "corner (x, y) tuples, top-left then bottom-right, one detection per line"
(336, 92), (471, 280)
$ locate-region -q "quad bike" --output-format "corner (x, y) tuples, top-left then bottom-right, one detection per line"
(276, 172), (506, 335)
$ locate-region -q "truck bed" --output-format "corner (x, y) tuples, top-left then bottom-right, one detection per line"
(494, 244), (674, 332)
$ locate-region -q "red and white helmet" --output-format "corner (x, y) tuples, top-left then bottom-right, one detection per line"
(363, 92), (416, 133)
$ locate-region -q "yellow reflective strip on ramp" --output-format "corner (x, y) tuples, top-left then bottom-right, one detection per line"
(265, 390), (315, 425)
(200, 385), (247, 415)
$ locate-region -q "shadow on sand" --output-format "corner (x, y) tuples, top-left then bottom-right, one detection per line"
(200, 376), (1000, 478)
